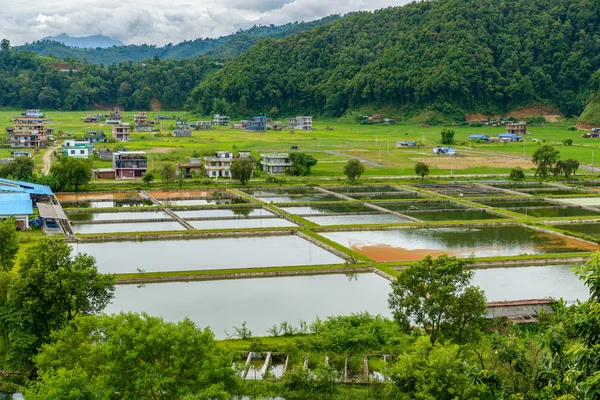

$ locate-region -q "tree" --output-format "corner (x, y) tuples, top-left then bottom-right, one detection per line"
(288, 152), (318, 176)
(343, 159), (365, 182)
(0, 156), (35, 179)
(1, 238), (115, 365)
(415, 162), (430, 180)
(0, 218), (18, 272)
(563, 138), (573, 146)
(440, 128), (455, 145)
(509, 166), (525, 180)
(269, 106), (279, 118)
(141, 171), (155, 187)
(230, 158), (254, 185)
(28, 313), (238, 399)
(160, 163), (176, 183)
(50, 157), (92, 192)
(388, 255), (486, 345)
(532, 145), (560, 178)
(0, 38), (10, 51)
(554, 158), (580, 178)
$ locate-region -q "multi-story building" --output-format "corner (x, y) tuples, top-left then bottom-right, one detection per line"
(106, 108), (122, 125)
(287, 116), (313, 130)
(195, 121), (212, 130)
(112, 151), (147, 179)
(112, 124), (131, 142)
(8, 110), (49, 148)
(506, 122), (527, 135)
(247, 116), (267, 132)
(84, 131), (108, 143)
(260, 152), (291, 174)
(61, 139), (94, 158)
(177, 158), (204, 178)
(134, 112), (154, 132)
(204, 151), (233, 178)
(213, 114), (231, 126)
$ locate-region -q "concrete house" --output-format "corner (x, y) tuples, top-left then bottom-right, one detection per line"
(396, 141), (417, 148)
(506, 122), (527, 135)
(247, 116), (267, 132)
(177, 158), (204, 177)
(0, 178), (54, 230)
(62, 139), (93, 158)
(196, 121), (212, 130)
(98, 148), (113, 161)
(213, 114), (231, 126)
(204, 151), (233, 178)
(112, 151), (147, 179)
(106, 108), (122, 125)
(173, 129), (192, 137)
(287, 116), (313, 130)
(134, 112), (155, 132)
(498, 133), (523, 142)
(84, 131), (108, 143)
(112, 124), (131, 142)
(8, 110), (49, 149)
(260, 152), (291, 174)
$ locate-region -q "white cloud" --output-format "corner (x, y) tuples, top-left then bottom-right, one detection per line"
(0, 0), (411, 46)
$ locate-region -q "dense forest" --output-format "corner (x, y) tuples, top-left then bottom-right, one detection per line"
(0, 41), (218, 110)
(16, 16), (341, 65)
(191, 0), (600, 118)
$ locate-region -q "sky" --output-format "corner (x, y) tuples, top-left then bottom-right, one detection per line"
(0, 0), (412, 46)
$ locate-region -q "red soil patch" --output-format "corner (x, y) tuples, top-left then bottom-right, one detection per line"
(56, 192), (141, 201)
(465, 105), (562, 123)
(576, 122), (597, 131)
(351, 243), (453, 261)
(147, 190), (227, 199)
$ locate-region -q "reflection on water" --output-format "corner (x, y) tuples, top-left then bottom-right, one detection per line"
(75, 235), (343, 273)
(68, 211), (170, 221)
(555, 197), (600, 207)
(509, 207), (600, 218)
(72, 221), (184, 234)
(305, 214), (411, 225)
(323, 226), (600, 261)
(106, 274), (392, 338)
(560, 223), (600, 238)
(280, 204), (373, 214)
(175, 208), (274, 218)
(405, 210), (506, 221)
(188, 218), (296, 230)
(256, 195), (341, 203)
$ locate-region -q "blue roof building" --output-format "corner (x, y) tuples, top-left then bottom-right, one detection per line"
(0, 192), (34, 229)
(0, 178), (53, 196)
(246, 116), (267, 132)
(498, 133), (523, 142)
(469, 134), (489, 141)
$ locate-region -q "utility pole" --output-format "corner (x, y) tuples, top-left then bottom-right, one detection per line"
(593, 150), (595, 173)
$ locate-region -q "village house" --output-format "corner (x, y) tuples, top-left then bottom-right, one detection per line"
(112, 151), (147, 179)
(506, 122), (527, 135)
(98, 148), (113, 161)
(204, 151), (233, 178)
(213, 114), (231, 126)
(106, 108), (122, 125)
(247, 116), (267, 132)
(93, 168), (116, 179)
(498, 133), (523, 142)
(112, 124), (131, 142)
(0, 178), (54, 230)
(61, 139), (94, 158)
(84, 131), (108, 143)
(195, 121), (212, 130)
(82, 114), (102, 123)
(260, 152), (291, 174)
(287, 116), (313, 130)
(173, 129), (192, 137)
(177, 158), (204, 178)
(8, 110), (49, 149)
(134, 112), (155, 132)
(585, 128), (600, 138)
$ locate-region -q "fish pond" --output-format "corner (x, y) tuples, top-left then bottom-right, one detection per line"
(322, 226), (599, 261)
(67, 211), (170, 221)
(508, 207), (600, 218)
(305, 214), (411, 225)
(556, 223), (600, 239)
(74, 235), (343, 273)
(174, 208), (274, 219)
(256, 195), (342, 203)
(188, 218), (297, 230)
(405, 210), (507, 221)
(554, 197), (600, 207)
(72, 221), (185, 234)
(279, 204), (374, 214)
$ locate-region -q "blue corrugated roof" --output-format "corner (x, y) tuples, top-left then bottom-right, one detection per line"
(0, 178), (53, 196)
(0, 193), (33, 215)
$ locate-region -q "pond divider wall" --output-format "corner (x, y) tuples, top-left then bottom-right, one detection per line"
(314, 187), (355, 201)
(73, 218), (174, 225)
(363, 203), (420, 222)
(71, 229), (296, 243)
(294, 231), (355, 260)
(476, 182), (527, 197)
(141, 190), (195, 230)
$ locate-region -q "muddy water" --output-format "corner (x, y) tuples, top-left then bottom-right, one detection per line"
(72, 221), (185, 234)
(61, 200), (154, 208)
(67, 211), (170, 221)
(510, 207), (600, 218)
(322, 226), (600, 262)
(280, 204), (373, 214)
(105, 273), (392, 338)
(161, 198), (247, 206)
(404, 210), (506, 221)
(175, 208), (274, 219)
(305, 214), (411, 225)
(74, 235), (343, 274)
(188, 218), (297, 230)
(56, 192), (142, 201)
(560, 223), (600, 239)
(554, 197), (600, 207)
(147, 190), (230, 199)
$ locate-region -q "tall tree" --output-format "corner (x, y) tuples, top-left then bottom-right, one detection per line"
(0, 217), (19, 272)
(388, 255), (486, 345)
(343, 159), (366, 182)
(160, 163), (176, 183)
(1, 238), (115, 366)
(414, 162), (430, 180)
(532, 145), (560, 178)
(0, 156), (35, 179)
(288, 152), (318, 176)
(230, 158), (255, 185)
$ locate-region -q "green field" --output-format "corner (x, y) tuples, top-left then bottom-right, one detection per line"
(2, 109), (599, 178)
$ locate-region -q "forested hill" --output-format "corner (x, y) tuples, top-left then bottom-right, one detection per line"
(191, 0), (600, 118)
(16, 15), (341, 64)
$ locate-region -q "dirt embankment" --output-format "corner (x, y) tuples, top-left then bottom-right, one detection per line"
(576, 122), (597, 131)
(150, 97), (162, 111)
(465, 105), (562, 123)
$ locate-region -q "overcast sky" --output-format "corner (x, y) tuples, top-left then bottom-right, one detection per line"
(0, 0), (412, 46)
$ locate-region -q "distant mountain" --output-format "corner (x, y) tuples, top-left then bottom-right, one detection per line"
(18, 15), (341, 64)
(41, 34), (124, 49)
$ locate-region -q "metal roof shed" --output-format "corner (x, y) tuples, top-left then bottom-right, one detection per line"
(0, 178), (53, 196)
(0, 193), (33, 229)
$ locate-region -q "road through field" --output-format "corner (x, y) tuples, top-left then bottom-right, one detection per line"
(42, 145), (60, 175)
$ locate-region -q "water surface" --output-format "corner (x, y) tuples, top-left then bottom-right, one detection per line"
(559, 223), (600, 238)
(405, 210), (506, 221)
(175, 208), (274, 219)
(68, 211), (170, 221)
(73, 221), (185, 234)
(188, 218), (296, 230)
(305, 214), (411, 225)
(75, 235), (343, 273)
(280, 204), (373, 214)
(256, 195), (341, 203)
(509, 207), (600, 218)
(554, 197), (600, 207)
(379, 202), (467, 212)
(326, 186), (399, 193)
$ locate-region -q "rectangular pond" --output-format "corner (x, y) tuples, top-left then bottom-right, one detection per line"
(509, 207), (600, 218)
(147, 190), (231, 199)
(74, 235), (344, 273)
(325, 186), (400, 194)
(256, 195), (342, 203)
(322, 226), (600, 261)
(188, 218), (297, 230)
(105, 273), (392, 338)
(161, 198), (248, 206)
(475, 199), (555, 208)
(554, 197), (600, 207)
(243, 188), (320, 196)
(558, 223), (600, 239)
(56, 192), (143, 201)
(404, 210), (507, 221)
(280, 204), (374, 215)
(348, 193), (423, 200)
(72, 221), (186, 234)
(174, 208), (275, 219)
(378, 202), (468, 212)
(304, 214), (412, 225)
(68, 211), (171, 221)
(61, 200), (155, 208)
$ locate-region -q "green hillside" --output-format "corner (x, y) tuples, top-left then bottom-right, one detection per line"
(191, 0), (600, 118)
(15, 16), (341, 65)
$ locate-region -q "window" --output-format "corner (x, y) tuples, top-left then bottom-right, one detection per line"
(211, 171), (217, 177)
(223, 171), (229, 177)
(70, 150), (75, 155)
(80, 150), (85, 155)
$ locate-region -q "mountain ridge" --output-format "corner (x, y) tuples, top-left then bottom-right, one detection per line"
(41, 34), (124, 49)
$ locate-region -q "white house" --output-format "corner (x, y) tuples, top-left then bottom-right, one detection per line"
(62, 139), (93, 158)
(260, 152), (292, 174)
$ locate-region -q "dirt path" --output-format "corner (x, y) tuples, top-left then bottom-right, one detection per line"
(325, 150), (385, 168)
(42, 145), (60, 175)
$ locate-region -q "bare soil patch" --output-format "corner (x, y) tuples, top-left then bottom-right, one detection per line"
(466, 105), (562, 123)
(576, 122), (596, 131)
(144, 147), (174, 154)
(151, 97), (163, 111)
(409, 156), (534, 170)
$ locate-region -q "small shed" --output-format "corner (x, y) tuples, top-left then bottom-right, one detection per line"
(396, 141), (417, 148)
(468, 134), (489, 141)
(0, 192), (33, 229)
(173, 129), (192, 137)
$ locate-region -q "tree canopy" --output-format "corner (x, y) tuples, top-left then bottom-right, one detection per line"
(343, 159), (366, 182)
(288, 153), (318, 176)
(230, 158), (255, 185)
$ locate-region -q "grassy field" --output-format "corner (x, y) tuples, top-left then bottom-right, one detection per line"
(1, 109), (599, 177)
